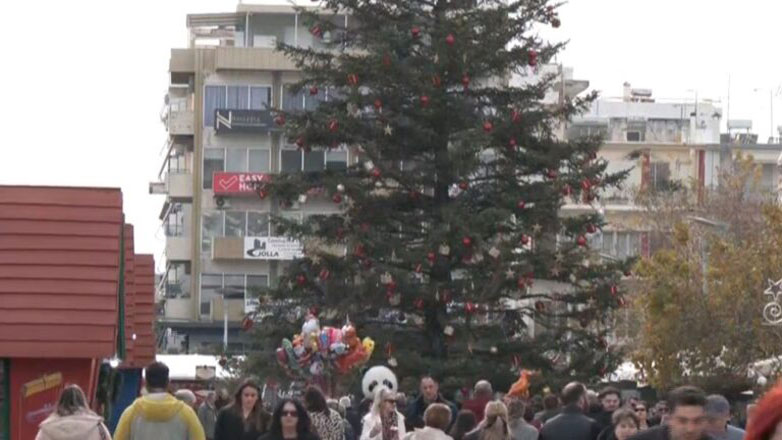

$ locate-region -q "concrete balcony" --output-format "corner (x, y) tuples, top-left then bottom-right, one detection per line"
(166, 173), (193, 199)
(164, 298), (193, 320)
(216, 47), (297, 71)
(212, 296), (245, 322)
(168, 109), (194, 135)
(166, 236), (192, 262)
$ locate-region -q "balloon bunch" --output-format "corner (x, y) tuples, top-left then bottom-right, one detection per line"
(276, 315), (375, 377)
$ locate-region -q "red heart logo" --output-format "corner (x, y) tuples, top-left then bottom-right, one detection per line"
(218, 176), (238, 191)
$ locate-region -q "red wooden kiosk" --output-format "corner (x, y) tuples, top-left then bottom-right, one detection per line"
(0, 186), (154, 440)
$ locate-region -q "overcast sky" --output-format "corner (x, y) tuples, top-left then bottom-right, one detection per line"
(0, 0), (778, 269)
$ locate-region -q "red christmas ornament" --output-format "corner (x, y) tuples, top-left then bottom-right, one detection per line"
(576, 235), (587, 247)
(624, 270), (632, 277)
(562, 184), (572, 196)
(347, 74), (359, 86)
(445, 33), (455, 46)
(427, 252), (436, 263)
(329, 120), (339, 133)
(465, 302), (477, 314)
(332, 193), (343, 204)
(241, 316), (254, 332)
(387, 280), (397, 292)
(374, 99), (383, 110)
(309, 86), (319, 96)
(461, 74), (470, 89)
(610, 285), (618, 296)
(371, 167), (382, 179)
(517, 277), (528, 290)
(586, 224), (597, 234)
(511, 109), (522, 124)
(274, 115), (286, 126)
(581, 178), (592, 191)
(432, 75), (442, 87)
(551, 17), (561, 28)
(546, 169), (558, 179)
(420, 95), (430, 107)
(528, 49), (538, 67)
(459, 181), (469, 190)
(354, 244), (366, 258)
(462, 237), (472, 247)
(520, 234), (530, 245)
(218, 356), (228, 367)
(296, 274), (307, 286)
(414, 299), (425, 310)
(295, 136), (306, 149)
(319, 268), (330, 281)
(411, 26), (421, 38)
(517, 200), (526, 210)
(415, 263), (423, 273)
(309, 25), (322, 38)
(508, 137), (517, 149)
(483, 121), (493, 133)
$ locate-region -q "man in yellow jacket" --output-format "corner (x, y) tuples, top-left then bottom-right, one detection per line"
(114, 362), (205, 440)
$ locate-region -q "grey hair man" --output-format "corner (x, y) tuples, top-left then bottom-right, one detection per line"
(703, 395), (744, 440)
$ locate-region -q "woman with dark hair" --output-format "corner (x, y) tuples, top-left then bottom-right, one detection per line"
(449, 411), (477, 440)
(36, 384), (111, 440)
(215, 379), (271, 440)
(304, 387), (345, 440)
(259, 398), (319, 440)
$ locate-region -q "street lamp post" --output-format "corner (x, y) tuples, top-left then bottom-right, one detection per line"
(216, 287), (245, 353)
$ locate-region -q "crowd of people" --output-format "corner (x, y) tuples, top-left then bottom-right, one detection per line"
(33, 360), (782, 440)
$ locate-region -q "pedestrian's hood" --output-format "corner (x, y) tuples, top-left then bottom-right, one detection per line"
(134, 393), (187, 421)
(39, 413), (103, 440)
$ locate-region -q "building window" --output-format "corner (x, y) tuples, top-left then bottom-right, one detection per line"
(224, 274), (246, 298)
(650, 162), (671, 191)
(597, 231), (645, 258)
(205, 85), (272, 127)
(626, 131), (643, 142)
(249, 149), (271, 172)
(246, 275), (269, 312)
(248, 212), (271, 237)
(282, 84), (327, 112)
(165, 262), (191, 298)
(224, 211), (247, 237)
(200, 273), (222, 317)
(280, 148), (348, 173)
(168, 151), (188, 174)
(226, 148), (248, 172)
(164, 203), (184, 237)
(202, 212), (224, 253)
(203, 149), (225, 189)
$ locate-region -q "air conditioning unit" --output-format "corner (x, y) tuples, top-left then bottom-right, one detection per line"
(214, 196), (231, 209)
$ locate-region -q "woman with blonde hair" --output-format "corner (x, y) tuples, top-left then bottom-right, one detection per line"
(361, 387), (407, 440)
(36, 384), (111, 440)
(465, 401), (511, 440)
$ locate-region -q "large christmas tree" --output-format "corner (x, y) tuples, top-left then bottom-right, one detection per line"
(247, 0), (631, 393)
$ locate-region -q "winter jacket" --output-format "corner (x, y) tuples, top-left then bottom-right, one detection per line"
(35, 412), (111, 440)
(310, 409), (346, 440)
(198, 402), (218, 440)
(538, 405), (600, 440)
(406, 396), (458, 431)
(361, 411), (407, 440)
(114, 392), (205, 440)
(628, 425), (715, 440)
(509, 419), (539, 440)
(214, 406), (270, 440)
(344, 419), (357, 440)
(403, 426), (454, 440)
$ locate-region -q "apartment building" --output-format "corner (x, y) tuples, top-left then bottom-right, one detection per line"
(152, 4), (352, 354)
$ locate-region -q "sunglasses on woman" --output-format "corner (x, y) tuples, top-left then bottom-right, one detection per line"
(282, 410), (299, 418)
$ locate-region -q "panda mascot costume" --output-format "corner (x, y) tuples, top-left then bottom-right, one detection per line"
(359, 366), (406, 440)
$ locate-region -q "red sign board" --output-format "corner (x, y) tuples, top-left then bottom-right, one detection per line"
(213, 172), (271, 196)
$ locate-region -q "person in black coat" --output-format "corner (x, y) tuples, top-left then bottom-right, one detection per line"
(628, 386), (712, 440)
(215, 379), (271, 440)
(539, 382), (601, 440)
(259, 399), (320, 440)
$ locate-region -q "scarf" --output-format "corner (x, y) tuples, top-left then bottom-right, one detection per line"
(381, 410), (399, 440)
